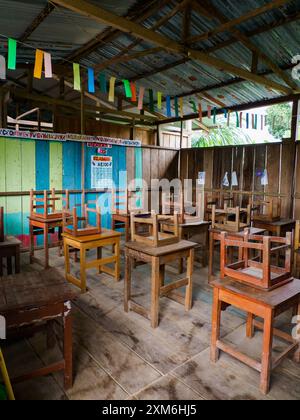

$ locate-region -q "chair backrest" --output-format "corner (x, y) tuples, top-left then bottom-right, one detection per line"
(0, 207), (4, 242)
(251, 198), (281, 222)
(63, 203), (101, 237)
(220, 229), (293, 290)
(162, 187), (205, 224)
(62, 189), (86, 215)
(130, 211), (180, 247)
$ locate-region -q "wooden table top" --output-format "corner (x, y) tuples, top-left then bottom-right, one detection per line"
(62, 228), (121, 243)
(125, 240), (197, 257)
(0, 236), (22, 247)
(253, 219), (295, 227)
(209, 227), (266, 236)
(212, 277), (300, 308)
(0, 269), (77, 313)
(162, 220), (210, 228)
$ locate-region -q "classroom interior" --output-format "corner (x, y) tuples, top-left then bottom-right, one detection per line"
(0, 0), (300, 401)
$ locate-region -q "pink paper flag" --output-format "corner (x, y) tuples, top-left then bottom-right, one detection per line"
(138, 86), (145, 110)
(0, 56), (6, 80)
(44, 52), (52, 78)
(207, 105), (212, 119)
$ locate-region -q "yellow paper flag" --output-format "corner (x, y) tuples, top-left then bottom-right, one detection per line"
(109, 77), (116, 102)
(157, 92), (162, 109)
(34, 49), (44, 79)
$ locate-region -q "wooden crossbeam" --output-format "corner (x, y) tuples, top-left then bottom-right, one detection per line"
(19, 3), (55, 42)
(52, 0), (292, 94)
(189, 0), (293, 44)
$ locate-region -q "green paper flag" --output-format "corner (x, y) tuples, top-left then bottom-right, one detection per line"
(149, 89), (154, 113)
(174, 97), (179, 118)
(73, 63), (81, 91)
(236, 112), (240, 128)
(213, 107), (217, 125)
(99, 73), (107, 93)
(123, 80), (132, 98)
(8, 38), (17, 70)
(189, 100), (197, 113)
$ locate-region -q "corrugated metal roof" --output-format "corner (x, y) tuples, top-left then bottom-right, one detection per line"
(0, 0), (300, 120)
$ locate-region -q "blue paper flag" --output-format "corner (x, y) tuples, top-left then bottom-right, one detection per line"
(166, 95), (172, 117)
(88, 68), (95, 93)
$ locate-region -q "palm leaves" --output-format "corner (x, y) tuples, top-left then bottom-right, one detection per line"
(192, 126), (255, 148)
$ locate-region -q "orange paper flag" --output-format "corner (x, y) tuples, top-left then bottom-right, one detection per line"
(34, 49), (44, 79)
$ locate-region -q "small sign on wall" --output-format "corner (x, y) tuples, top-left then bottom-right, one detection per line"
(198, 172), (206, 186)
(91, 156), (113, 189)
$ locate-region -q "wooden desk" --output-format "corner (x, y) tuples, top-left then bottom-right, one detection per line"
(63, 229), (121, 293)
(0, 269), (77, 390)
(162, 220), (210, 268)
(211, 277), (300, 394)
(29, 216), (63, 269)
(208, 227), (266, 283)
(125, 240), (197, 328)
(253, 219), (295, 236)
(0, 236), (21, 276)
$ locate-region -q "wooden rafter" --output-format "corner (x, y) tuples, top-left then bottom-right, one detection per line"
(189, 0), (293, 44)
(195, 0), (297, 90)
(52, 0), (292, 94)
(19, 3), (55, 42)
(182, 0), (192, 45)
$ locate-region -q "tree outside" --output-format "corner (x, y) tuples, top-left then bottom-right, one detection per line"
(266, 103), (292, 140)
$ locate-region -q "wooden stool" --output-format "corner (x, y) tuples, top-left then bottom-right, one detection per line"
(125, 240), (196, 328)
(63, 229), (121, 293)
(0, 348), (15, 400)
(211, 277), (300, 394)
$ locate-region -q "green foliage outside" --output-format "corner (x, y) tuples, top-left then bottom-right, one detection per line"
(192, 125), (255, 148)
(266, 103), (292, 140)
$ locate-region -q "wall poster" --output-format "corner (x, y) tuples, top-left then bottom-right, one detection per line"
(91, 155), (113, 189)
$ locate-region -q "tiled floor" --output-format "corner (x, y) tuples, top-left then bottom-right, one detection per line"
(2, 245), (300, 400)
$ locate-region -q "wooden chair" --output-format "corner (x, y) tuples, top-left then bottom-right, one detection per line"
(220, 230), (293, 290)
(63, 203), (101, 237)
(162, 187), (205, 224)
(251, 198), (281, 222)
(211, 204), (251, 232)
(62, 189), (85, 214)
(30, 188), (62, 220)
(130, 211), (180, 247)
(0, 348), (15, 400)
(112, 188), (145, 242)
(0, 207), (4, 242)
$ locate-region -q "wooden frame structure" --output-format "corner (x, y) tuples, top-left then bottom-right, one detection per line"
(62, 204), (101, 237)
(30, 188), (62, 220)
(211, 204), (251, 232)
(130, 211), (180, 247)
(252, 198), (281, 222)
(220, 230), (293, 290)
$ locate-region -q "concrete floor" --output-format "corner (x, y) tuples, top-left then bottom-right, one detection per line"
(2, 244), (300, 400)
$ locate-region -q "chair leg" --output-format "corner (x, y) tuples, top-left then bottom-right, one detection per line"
(246, 313), (255, 338)
(211, 287), (222, 363)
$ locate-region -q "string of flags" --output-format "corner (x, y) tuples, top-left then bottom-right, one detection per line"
(0, 36), (270, 129)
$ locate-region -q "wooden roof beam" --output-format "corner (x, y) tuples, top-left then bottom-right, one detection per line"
(19, 3), (55, 42)
(52, 0), (292, 94)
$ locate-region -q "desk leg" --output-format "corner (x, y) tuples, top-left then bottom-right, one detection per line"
(208, 232), (214, 283)
(44, 224), (49, 269)
(260, 308), (274, 395)
(124, 254), (132, 313)
(115, 239), (121, 281)
(7, 257), (12, 275)
(80, 247), (87, 293)
(64, 241), (71, 279)
(246, 313), (255, 338)
(160, 265), (165, 287)
(29, 222), (34, 264)
(294, 303), (300, 363)
(15, 247), (20, 274)
(97, 247), (102, 274)
(151, 257), (160, 329)
(185, 248), (194, 311)
(63, 304), (73, 390)
(211, 287), (221, 363)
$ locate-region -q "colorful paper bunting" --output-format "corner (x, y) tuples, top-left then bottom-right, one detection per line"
(99, 73), (107, 94)
(34, 49), (44, 79)
(130, 82), (137, 102)
(157, 92), (162, 110)
(189, 100), (197, 113)
(8, 38), (17, 70)
(207, 105), (212, 119)
(0, 56), (6, 80)
(166, 95), (172, 117)
(138, 86), (145, 110)
(73, 63), (81, 91)
(239, 112), (243, 128)
(149, 89), (154, 113)
(109, 77), (116, 102)
(123, 79), (132, 98)
(198, 103), (202, 123)
(236, 111), (240, 128)
(246, 113), (249, 129)
(179, 97), (183, 118)
(174, 97), (179, 118)
(44, 52), (52, 78)
(213, 107), (217, 125)
(227, 110), (231, 126)
(88, 68), (95, 93)
(254, 114), (258, 130)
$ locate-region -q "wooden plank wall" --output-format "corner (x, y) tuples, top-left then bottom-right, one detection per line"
(180, 142), (297, 219)
(160, 131), (190, 149)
